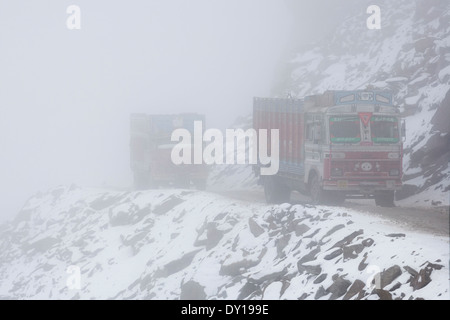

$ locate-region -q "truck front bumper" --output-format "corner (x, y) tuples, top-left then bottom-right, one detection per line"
(323, 179), (402, 193)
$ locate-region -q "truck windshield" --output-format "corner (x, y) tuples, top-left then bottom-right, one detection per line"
(371, 116), (399, 143)
(329, 116), (361, 143)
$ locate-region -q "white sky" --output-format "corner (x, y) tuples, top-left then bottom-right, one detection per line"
(0, 0), (363, 221)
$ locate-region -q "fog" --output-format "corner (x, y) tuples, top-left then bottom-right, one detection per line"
(0, 0), (362, 222)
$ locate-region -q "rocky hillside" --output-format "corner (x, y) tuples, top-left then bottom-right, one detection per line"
(0, 186), (447, 299)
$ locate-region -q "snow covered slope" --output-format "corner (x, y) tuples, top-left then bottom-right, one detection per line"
(211, 0), (450, 206)
(0, 186), (447, 299)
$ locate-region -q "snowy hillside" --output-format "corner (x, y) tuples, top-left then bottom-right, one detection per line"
(211, 0), (450, 206)
(0, 186), (448, 299)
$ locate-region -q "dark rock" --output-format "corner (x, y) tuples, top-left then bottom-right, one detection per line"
(90, 195), (123, 211)
(155, 250), (201, 278)
(362, 238), (374, 247)
(375, 289), (392, 300)
(386, 233), (406, 238)
(251, 267), (288, 285)
(321, 224), (345, 240)
(427, 262), (444, 270)
(298, 293), (309, 300)
(26, 237), (59, 253)
(276, 234), (291, 258)
(294, 223), (310, 237)
(298, 264), (322, 276)
(220, 258), (261, 277)
(403, 266), (419, 277)
(109, 211), (135, 227)
(205, 224), (224, 250)
(304, 228), (321, 238)
(180, 280), (206, 300)
(356, 290), (367, 300)
(248, 218), (265, 237)
(194, 222), (224, 250)
(238, 281), (261, 300)
(139, 274), (153, 291)
(314, 274), (327, 284)
(306, 240), (318, 249)
(343, 244), (364, 261)
(298, 247), (320, 264)
(314, 286), (328, 300)
(330, 230), (364, 249)
(153, 195), (184, 215)
(343, 280), (365, 300)
(380, 265), (402, 289)
(327, 276), (351, 300)
(121, 230), (147, 248)
(414, 37), (437, 53)
(324, 248), (342, 260)
(214, 212), (228, 221)
(431, 89), (450, 133)
(410, 267), (433, 291)
(389, 282), (401, 292)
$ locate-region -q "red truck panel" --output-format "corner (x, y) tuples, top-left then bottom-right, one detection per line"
(253, 98), (305, 176)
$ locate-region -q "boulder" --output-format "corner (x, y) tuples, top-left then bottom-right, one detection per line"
(343, 279), (365, 300)
(327, 276), (352, 300)
(248, 218), (265, 237)
(380, 265), (402, 289)
(180, 280), (206, 300)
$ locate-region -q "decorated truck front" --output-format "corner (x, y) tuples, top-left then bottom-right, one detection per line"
(311, 91), (404, 206)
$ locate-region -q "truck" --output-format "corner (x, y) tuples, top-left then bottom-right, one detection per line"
(253, 90), (404, 207)
(130, 113), (208, 190)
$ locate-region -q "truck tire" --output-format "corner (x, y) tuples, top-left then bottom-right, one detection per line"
(375, 191), (395, 207)
(264, 176), (291, 204)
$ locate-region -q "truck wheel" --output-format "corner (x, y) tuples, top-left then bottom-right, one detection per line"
(264, 176), (291, 204)
(309, 174), (325, 204)
(375, 191), (395, 207)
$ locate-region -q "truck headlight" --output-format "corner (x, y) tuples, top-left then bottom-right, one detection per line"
(389, 169), (400, 176)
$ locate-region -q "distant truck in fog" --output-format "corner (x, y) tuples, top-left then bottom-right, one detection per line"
(130, 113), (208, 190)
(253, 90), (405, 207)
